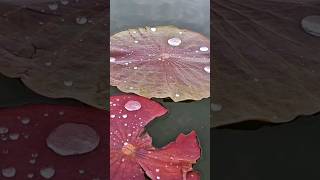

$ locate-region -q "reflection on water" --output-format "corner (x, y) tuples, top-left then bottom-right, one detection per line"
(111, 0), (210, 179)
(110, 0), (210, 37)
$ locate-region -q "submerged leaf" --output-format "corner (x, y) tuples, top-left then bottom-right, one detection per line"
(0, 0), (107, 109)
(110, 94), (201, 180)
(213, 0), (320, 126)
(110, 26), (210, 102)
(0, 104), (107, 179)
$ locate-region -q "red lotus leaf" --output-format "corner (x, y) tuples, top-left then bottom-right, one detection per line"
(110, 26), (210, 102)
(0, 104), (107, 179)
(110, 94), (201, 180)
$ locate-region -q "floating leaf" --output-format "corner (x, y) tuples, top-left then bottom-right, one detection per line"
(0, 104), (107, 179)
(213, 0), (320, 126)
(110, 94), (201, 180)
(110, 26), (210, 102)
(0, 0), (107, 109)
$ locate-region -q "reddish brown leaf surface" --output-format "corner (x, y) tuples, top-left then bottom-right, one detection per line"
(110, 94), (201, 180)
(213, 0), (320, 126)
(0, 104), (107, 179)
(0, 0), (107, 109)
(110, 26), (210, 102)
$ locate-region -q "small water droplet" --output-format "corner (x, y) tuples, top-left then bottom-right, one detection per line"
(156, 176), (161, 179)
(9, 133), (19, 141)
(110, 114), (115, 118)
(133, 66), (138, 70)
(150, 27), (157, 32)
(76, 17), (87, 25)
(1, 167), (16, 178)
(204, 66), (210, 73)
(175, 94), (180, 97)
(64, 80), (73, 87)
(60, 0), (69, 5)
(48, 3), (58, 10)
(27, 173), (34, 178)
(200, 46), (209, 52)
(0, 127), (9, 134)
(122, 114), (128, 118)
(78, 169), (85, 174)
(156, 169), (160, 172)
(211, 103), (222, 112)
(134, 40), (139, 43)
(124, 100), (141, 111)
(40, 167), (55, 179)
(110, 57), (115, 62)
(168, 37), (182, 47)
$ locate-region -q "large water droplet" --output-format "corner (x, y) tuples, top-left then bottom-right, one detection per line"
(204, 66), (210, 73)
(167, 37), (182, 47)
(124, 100), (141, 111)
(1, 167), (16, 178)
(46, 123), (100, 156)
(40, 167), (55, 179)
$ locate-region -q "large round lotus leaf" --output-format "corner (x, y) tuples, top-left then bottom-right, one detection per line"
(212, 0), (320, 127)
(110, 26), (210, 102)
(0, 0), (107, 109)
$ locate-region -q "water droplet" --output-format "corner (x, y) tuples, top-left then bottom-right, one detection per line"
(122, 114), (128, 118)
(110, 57), (115, 62)
(40, 167), (55, 179)
(204, 66), (210, 73)
(175, 94), (180, 97)
(200, 46), (209, 52)
(48, 3), (58, 10)
(156, 169), (160, 172)
(168, 37), (182, 47)
(0, 127), (9, 134)
(45, 62), (52, 66)
(78, 169), (85, 174)
(134, 40), (139, 43)
(76, 17), (87, 25)
(110, 114), (115, 118)
(1, 167), (16, 178)
(9, 133), (19, 140)
(156, 176), (161, 179)
(150, 27), (157, 32)
(211, 103), (222, 112)
(133, 66), (138, 70)
(64, 80), (73, 87)
(27, 173), (34, 178)
(124, 100), (141, 111)
(29, 159), (36, 164)
(60, 0), (69, 5)
(46, 123), (100, 156)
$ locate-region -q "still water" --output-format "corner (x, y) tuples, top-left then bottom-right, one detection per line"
(111, 0), (211, 179)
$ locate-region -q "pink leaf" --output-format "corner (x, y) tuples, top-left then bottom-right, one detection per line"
(110, 94), (201, 180)
(110, 26), (210, 102)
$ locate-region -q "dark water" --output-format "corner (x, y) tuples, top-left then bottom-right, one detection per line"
(111, 0), (211, 179)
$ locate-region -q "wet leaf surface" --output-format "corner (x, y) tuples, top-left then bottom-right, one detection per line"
(0, 104), (107, 179)
(0, 0), (107, 109)
(213, 0), (320, 126)
(110, 94), (201, 180)
(110, 26), (210, 102)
